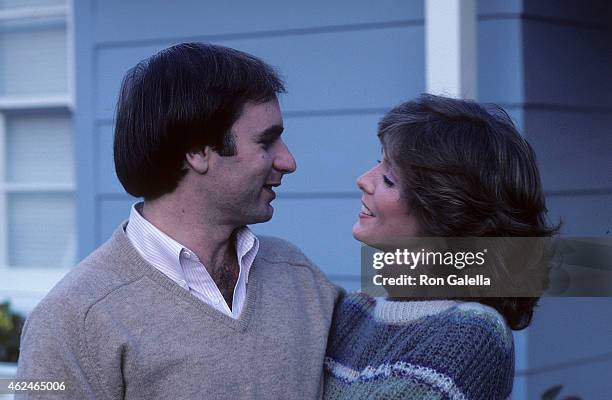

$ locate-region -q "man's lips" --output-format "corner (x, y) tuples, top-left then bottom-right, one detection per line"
(263, 183), (280, 198)
(263, 183), (280, 190)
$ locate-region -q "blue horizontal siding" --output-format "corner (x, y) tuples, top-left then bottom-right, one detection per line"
(94, 26), (425, 120)
(477, 0), (522, 15)
(524, 297), (612, 398)
(92, 0), (424, 45)
(251, 197), (364, 277)
(96, 195), (135, 245)
(546, 192), (612, 236)
(95, 123), (115, 194)
(519, 4), (612, 398)
(525, 358), (612, 399)
(525, 110), (612, 192)
(523, 20), (612, 109)
(523, 0), (612, 27)
(477, 17), (524, 103)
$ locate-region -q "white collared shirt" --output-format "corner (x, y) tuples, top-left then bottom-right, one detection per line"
(125, 202), (259, 319)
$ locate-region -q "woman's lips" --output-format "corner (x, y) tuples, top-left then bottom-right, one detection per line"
(360, 202), (374, 218)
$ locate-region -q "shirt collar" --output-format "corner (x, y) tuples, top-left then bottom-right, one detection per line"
(125, 202), (259, 283)
(126, 202), (186, 281)
(234, 226), (259, 285)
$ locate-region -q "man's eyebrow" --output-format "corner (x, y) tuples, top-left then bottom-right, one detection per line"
(255, 124), (284, 141)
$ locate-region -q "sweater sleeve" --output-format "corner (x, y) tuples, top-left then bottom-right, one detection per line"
(396, 308), (515, 400)
(15, 298), (119, 400)
(448, 311), (515, 400)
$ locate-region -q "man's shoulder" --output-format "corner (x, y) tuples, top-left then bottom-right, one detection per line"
(256, 235), (310, 264)
(256, 235), (323, 276)
(31, 228), (145, 322)
(256, 235), (340, 292)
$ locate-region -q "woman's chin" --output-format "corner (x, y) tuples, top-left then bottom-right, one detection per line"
(352, 223), (366, 243)
(352, 225), (377, 248)
(353, 230), (397, 252)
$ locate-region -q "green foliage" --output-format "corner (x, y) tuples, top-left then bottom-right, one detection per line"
(0, 301), (25, 363)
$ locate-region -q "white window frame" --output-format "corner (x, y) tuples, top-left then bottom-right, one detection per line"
(0, 0), (75, 314)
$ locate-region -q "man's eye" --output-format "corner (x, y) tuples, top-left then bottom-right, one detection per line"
(383, 175), (394, 187)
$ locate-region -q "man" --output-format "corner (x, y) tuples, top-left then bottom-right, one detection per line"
(17, 43), (340, 399)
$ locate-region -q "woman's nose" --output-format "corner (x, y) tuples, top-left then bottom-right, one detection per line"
(356, 169), (374, 194)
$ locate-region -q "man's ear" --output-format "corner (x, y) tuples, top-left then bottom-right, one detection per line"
(185, 146), (211, 174)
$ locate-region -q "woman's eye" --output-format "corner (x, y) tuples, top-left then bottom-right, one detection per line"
(383, 175), (394, 187)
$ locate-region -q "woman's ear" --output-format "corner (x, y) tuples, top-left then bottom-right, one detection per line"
(185, 146), (211, 174)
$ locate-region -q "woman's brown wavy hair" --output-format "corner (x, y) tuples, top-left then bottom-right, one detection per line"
(379, 94), (560, 330)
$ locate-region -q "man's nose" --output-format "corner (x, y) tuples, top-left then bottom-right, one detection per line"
(274, 139), (297, 174)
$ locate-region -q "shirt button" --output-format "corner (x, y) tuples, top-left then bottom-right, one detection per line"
(213, 298), (221, 305)
(183, 251), (191, 259)
(179, 280), (187, 288)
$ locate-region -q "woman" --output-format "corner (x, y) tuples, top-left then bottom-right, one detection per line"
(324, 94), (558, 400)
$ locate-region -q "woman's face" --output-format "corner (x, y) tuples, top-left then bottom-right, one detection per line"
(353, 152), (420, 248)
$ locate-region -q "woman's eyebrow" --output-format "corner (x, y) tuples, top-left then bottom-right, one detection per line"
(382, 158), (399, 178)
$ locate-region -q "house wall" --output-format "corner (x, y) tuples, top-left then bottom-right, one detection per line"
(72, 1), (611, 398)
(520, 1), (612, 398)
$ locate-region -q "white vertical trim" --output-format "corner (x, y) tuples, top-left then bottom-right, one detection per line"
(425, 0), (477, 99)
(0, 113), (7, 267)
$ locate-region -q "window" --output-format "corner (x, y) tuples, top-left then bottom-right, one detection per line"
(0, 0), (74, 311)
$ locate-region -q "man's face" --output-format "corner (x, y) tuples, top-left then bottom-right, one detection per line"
(206, 97), (296, 226)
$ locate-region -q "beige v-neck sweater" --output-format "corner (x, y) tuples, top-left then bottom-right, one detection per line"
(16, 224), (340, 399)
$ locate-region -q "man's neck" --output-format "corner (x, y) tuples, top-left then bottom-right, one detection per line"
(141, 199), (240, 307)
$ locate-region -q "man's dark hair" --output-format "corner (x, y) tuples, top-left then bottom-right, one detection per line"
(113, 42), (285, 199)
(378, 93), (560, 330)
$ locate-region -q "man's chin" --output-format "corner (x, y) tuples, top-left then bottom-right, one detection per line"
(248, 205), (274, 225)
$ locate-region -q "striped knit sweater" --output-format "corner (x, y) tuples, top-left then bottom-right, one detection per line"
(324, 293), (514, 400)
